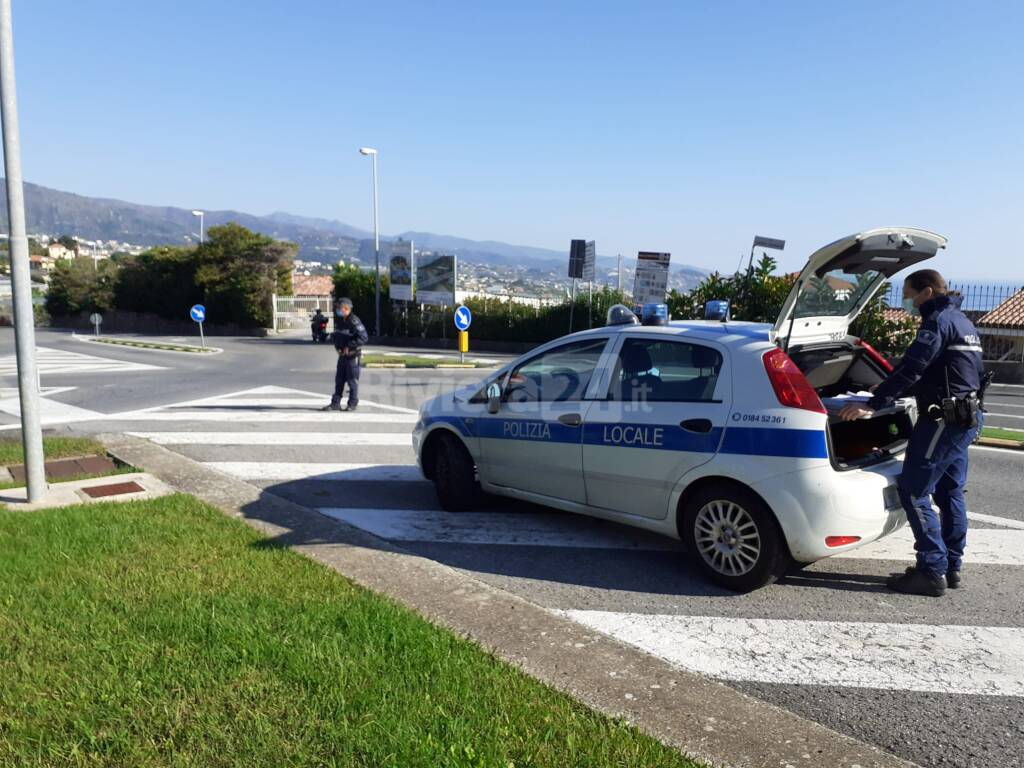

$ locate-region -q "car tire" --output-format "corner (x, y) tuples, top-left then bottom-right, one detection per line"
(681, 483), (790, 592)
(433, 433), (478, 512)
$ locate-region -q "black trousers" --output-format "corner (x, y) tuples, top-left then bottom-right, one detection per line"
(332, 354), (360, 406)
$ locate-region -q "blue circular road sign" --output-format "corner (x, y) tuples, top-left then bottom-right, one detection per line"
(190, 304), (206, 323)
(454, 305), (472, 331)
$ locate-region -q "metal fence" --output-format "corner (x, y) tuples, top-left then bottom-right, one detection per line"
(272, 294), (332, 331)
(883, 282), (1024, 361)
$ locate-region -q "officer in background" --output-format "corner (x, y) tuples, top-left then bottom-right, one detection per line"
(321, 297), (368, 412)
(840, 269), (986, 597)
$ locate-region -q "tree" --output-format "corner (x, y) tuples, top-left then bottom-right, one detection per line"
(193, 223), (296, 327)
(114, 246), (202, 319)
(45, 257), (117, 317)
(57, 235), (79, 253)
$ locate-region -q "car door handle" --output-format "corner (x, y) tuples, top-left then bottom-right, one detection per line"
(680, 418), (713, 433)
(558, 413), (583, 427)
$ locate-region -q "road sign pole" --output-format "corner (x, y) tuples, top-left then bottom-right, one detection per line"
(568, 278), (577, 333)
(198, 321), (205, 348)
(0, 0), (46, 502)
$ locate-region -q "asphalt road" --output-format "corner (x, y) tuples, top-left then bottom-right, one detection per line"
(4, 327), (1024, 768)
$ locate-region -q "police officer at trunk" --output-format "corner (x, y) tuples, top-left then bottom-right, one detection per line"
(840, 270), (987, 597)
(321, 297), (368, 412)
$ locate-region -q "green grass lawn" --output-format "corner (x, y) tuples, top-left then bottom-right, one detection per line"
(0, 436), (107, 466)
(0, 495), (700, 768)
(981, 426), (1024, 442)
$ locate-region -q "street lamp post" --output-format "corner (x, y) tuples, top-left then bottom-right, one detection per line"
(0, 0), (46, 502)
(192, 210), (204, 244)
(358, 147), (380, 337)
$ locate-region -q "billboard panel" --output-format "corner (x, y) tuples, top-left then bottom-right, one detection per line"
(582, 240), (596, 281)
(633, 251), (671, 304)
(416, 253), (457, 306)
(389, 239), (414, 301)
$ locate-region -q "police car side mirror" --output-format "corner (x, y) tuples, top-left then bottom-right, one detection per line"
(486, 383), (502, 414)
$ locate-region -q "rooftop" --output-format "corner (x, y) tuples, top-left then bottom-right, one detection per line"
(977, 289), (1024, 329)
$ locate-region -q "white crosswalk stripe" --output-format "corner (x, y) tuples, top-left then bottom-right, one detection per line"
(0, 346), (164, 376)
(561, 611), (1024, 697)
(208, 462), (422, 482)
(127, 431), (411, 446)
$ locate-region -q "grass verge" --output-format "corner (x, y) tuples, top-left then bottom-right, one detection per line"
(0, 494), (700, 768)
(981, 426), (1024, 443)
(362, 353), (490, 369)
(0, 436), (107, 466)
(0, 436), (133, 491)
(92, 337), (215, 353)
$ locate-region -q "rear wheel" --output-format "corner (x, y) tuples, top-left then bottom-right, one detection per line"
(682, 483), (790, 592)
(433, 433), (478, 512)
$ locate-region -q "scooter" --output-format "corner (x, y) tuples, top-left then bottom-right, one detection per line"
(311, 314), (330, 343)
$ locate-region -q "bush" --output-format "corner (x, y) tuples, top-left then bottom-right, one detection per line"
(44, 257), (117, 317)
(49, 224), (297, 329)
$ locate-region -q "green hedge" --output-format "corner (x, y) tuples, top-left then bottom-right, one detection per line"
(48, 224), (295, 328)
(335, 255), (917, 358)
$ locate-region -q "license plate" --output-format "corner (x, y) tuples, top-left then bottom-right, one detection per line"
(883, 485), (902, 510)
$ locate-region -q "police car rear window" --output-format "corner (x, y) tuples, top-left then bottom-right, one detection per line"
(610, 339), (723, 403)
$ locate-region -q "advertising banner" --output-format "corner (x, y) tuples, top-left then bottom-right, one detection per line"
(633, 251), (671, 304)
(416, 253), (457, 306)
(389, 239), (415, 301)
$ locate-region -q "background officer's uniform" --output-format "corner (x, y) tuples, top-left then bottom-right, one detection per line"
(867, 294), (985, 580)
(331, 312), (368, 409)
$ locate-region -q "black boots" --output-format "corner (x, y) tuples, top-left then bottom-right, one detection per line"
(888, 567), (947, 597)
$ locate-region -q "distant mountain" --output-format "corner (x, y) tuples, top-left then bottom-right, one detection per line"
(0, 181), (708, 285)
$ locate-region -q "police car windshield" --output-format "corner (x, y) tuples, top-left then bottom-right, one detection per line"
(793, 269), (881, 319)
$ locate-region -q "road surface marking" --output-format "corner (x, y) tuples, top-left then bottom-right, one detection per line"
(832, 526), (1024, 566)
(107, 410), (417, 423)
(985, 412), (1024, 420)
(318, 507), (680, 550)
(0, 395), (104, 427)
(967, 511), (1024, 530)
(560, 610), (1024, 697)
(315, 505), (1024, 565)
(208, 462), (423, 481)
(0, 347), (164, 376)
(127, 431), (412, 446)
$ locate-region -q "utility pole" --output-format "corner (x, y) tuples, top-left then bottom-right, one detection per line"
(0, 0), (45, 501)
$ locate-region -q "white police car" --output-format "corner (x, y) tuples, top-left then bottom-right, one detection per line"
(413, 228), (945, 591)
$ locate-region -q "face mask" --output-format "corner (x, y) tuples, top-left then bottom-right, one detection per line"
(903, 297), (920, 317)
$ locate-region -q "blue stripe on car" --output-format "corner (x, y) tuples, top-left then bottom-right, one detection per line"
(422, 416), (828, 459)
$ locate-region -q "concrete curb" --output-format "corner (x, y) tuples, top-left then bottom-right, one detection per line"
(99, 432), (917, 768)
(976, 437), (1024, 450)
(73, 333), (223, 355)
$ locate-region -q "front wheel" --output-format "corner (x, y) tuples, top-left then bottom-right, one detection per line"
(681, 483), (790, 592)
(433, 434), (479, 512)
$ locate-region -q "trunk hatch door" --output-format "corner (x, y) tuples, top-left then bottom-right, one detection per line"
(772, 227), (947, 346)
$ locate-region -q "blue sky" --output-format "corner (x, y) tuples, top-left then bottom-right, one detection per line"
(10, 1), (1023, 277)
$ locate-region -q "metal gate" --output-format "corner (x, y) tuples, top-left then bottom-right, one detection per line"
(272, 294), (333, 332)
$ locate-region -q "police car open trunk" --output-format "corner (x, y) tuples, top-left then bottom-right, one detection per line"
(771, 227), (946, 468)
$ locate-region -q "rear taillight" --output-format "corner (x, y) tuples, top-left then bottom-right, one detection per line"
(856, 339), (893, 373)
(762, 348), (826, 414)
(825, 536), (862, 548)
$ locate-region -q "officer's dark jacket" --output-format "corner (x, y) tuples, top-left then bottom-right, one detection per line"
(868, 294), (984, 410)
(333, 313), (369, 354)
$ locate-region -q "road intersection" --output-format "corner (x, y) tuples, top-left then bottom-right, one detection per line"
(3, 327), (1024, 767)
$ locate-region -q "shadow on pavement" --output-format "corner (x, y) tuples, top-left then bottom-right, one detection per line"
(242, 470), (892, 598)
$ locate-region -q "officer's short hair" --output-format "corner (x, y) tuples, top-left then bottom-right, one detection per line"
(906, 269), (947, 296)
(335, 297), (353, 309)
